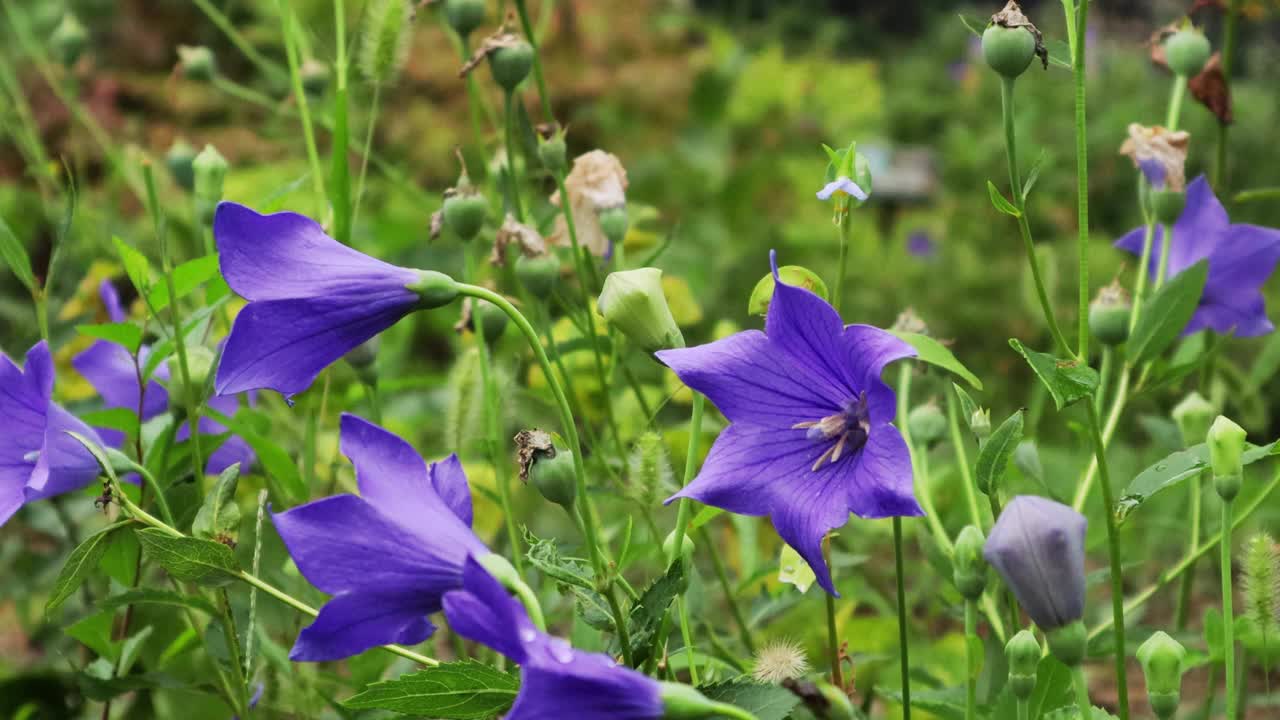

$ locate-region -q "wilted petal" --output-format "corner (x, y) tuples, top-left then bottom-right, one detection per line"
(984, 495), (1087, 630)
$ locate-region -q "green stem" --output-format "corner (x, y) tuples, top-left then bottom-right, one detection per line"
(1155, 224), (1173, 290)
(1067, 0), (1091, 362)
(834, 216), (850, 314)
(1016, 699), (1029, 720)
(1000, 76), (1072, 356)
(896, 365), (951, 553)
(1084, 402), (1129, 720)
(699, 525), (756, 654)
(276, 0), (327, 215)
(824, 538), (844, 688)
(351, 84), (382, 231)
(329, 0), (351, 245)
(677, 597), (699, 685)
(502, 91), (525, 221)
(668, 393), (704, 567)
(1072, 667), (1092, 720)
(364, 380), (383, 424)
(1175, 469), (1205, 630)
(1222, 497), (1237, 720)
(947, 386), (985, 529)
(893, 516), (911, 720)
(216, 588), (249, 713)
(1166, 76), (1187, 131)
(1095, 346), (1112, 415)
(1213, 0), (1242, 191)
(964, 601), (978, 720)
(511, 0), (555, 123)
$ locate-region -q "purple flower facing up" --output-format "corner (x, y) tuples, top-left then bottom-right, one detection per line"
(655, 251), (921, 595)
(73, 280), (255, 476)
(983, 495), (1087, 631)
(816, 177), (868, 202)
(272, 413), (488, 661)
(214, 201), (435, 399)
(444, 557), (664, 720)
(1116, 176), (1280, 337)
(1, 341), (105, 526)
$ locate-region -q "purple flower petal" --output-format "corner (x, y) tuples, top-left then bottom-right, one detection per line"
(99, 279), (126, 324)
(816, 177), (868, 202)
(430, 454), (474, 528)
(441, 557), (536, 663)
(289, 590), (437, 662)
(27, 404), (103, 499)
(983, 495), (1087, 630)
(73, 341), (169, 422)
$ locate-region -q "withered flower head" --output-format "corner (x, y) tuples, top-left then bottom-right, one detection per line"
(1119, 123), (1190, 192)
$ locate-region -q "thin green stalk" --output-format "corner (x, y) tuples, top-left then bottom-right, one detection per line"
(511, 0), (554, 123)
(502, 91), (525, 221)
(364, 380), (383, 424)
(834, 217), (850, 313)
(351, 84), (381, 230)
(698, 526), (756, 654)
(192, 0), (288, 84)
(329, 0), (352, 245)
(1222, 497), (1237, 720)
(964, 601), (978, 720)
(897, 365), (952, 554)
(677, 597), (699, 685)
(215, 588), (250, 714)
(823, 539), (844, 688)
(1065, 0), (1091, 361)
(668, 394), (704, 567)
(1166, 76), (1187, 132)
(1175, 470), (1206, 630)
(211, 75), (279, 110)
(245, 489), (268, 681)
(893, 516), (911, 720)
(1000, 76), (1072, 356)
(1155, 224), (1173, 290)
(946, 386), (985, 529)
(1016, 699), (1029, 720)
(1213, 0), (1242, 191)
(1085, 402), (1129, 720)
(276, 0), (328, 214)
(1095, 346), (1112, 415)
(1072, 667), (1092, 720)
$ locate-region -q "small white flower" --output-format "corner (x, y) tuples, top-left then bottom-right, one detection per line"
(751, 638), (811, 684)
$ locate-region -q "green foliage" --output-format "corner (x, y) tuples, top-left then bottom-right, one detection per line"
(344, 660), (518, 718)
(136, 529), (240, 587)
(698, 681), (800, 720)
(1128, 261), (1209, 366)
(1008, 339), (1098, 410)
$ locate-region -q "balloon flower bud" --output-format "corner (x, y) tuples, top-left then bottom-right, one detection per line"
(982, 2), (1042, 80)
(952, 525), (988, 601)
(1046, 621), (1088, 667)
(516, 429), (576, 511)
(1171, 392), (1215, 449)
(598, 206), (629, 251)
(193, 144), (228, 225)
(1208, 415), (1247, 501)
(908, 402), (947, 446)
(52, 13), (88, 67)
(444, 0), (486, 39)
(538, 130), (568, 176)
(662, 530), (695, 562)
(1165, 28), (1211, 78)
(598, 268), (685, 354)
(443, 189), (488, 241)
(984, 495), (1087, 632)
(472, 299), (508, 346)
(1137, 631), (1186, 720)
(166, 139), (197, 192)
(970, 407), (992, 443)
(489, 40), (534, 93)
(1088, 281), (1132, 347)
(407, 270), (461, 309)
(1151, 189), (1186, 226)
(1005, 630), (1041, 699)
(178, 45), (217, 81)
(345, 337), (380, 383)
(168, 346), (216, 401)
(515, 253), (560, 299)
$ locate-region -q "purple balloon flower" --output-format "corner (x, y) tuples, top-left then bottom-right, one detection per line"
(443, 557), (664, 720)
(1116, 176), (1280, 337)
(1, 341), (105, 526)
(73, 280), (255, 475)
(655, 251), (921, 595)
(272, 413), (487, 661)
(214, 201), (427, 399)
(983, 495), (1087, 631)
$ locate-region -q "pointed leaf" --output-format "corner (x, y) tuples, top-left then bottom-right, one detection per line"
(136, 528), (239, 587)
(204, 408), (304, 504)
(891, 331), (984, 390)
(1115, 440), (1280, 522)
(625, 561), (685, 667)
(112, 236), (154, 298)
(146, 255), (221, 312)
(46, 521), (133, 613)
(987, 181), (1022, 218)
(1008, 339), (1098, 410)
(343, 660), (518, 718)
(1128, 260), (1209, 366)
(76, 322), (143, 354)
(191, 463), (241, 542)
(699, 681), (800, 720)
(975, 411), (1023, 494)
(0, 211), (35, 291)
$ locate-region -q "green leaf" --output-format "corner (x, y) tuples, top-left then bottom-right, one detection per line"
(191, 463), (241, 542)
(204, 408), (305, 504)
(1128, 260), (1209, 366)
(747, 266), (830, 316)
(46, 521), (133, 614)
(975, 411), (1023, 495)
(1008, 339), (1098, 410)
(523, 529), (594, 591)
(0, 211), (35, 291)
(778, 542), (816, 593)
(891, 331), (983, 390)
(344, 660), (518, 718)
(146, 255), (221, 312)
(141, 299), (229, 382)
(626, 561), (685, 667)
(1114, 440), (1279, 522)
(136, 528), (239, 587)
(96, 588), (220, 617)
(957, 13), (988, 37)
(952, 383), (980, 425)
(1045, 39), (1074, 70)
(80, 408), (141, 438)
(67, 612), (119, 660)
(877, 688), (967, 720)
(689, 504), (724, 531)
(699, 681), (800, 720)
(572, 587), (615, 632)
(112, 236), (153, 298)
(1022, 151), (1048, 202)
(76, 322), (143, 353)
(987, 180), (1022, 218)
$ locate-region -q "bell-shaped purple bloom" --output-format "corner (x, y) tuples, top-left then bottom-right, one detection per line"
(214, 201), (426, 399)
(1116, 176), (1280, 337)
(983, 495), (1087, 631)
(443, 557), (664, 720)
(655, 251), (921, 595)
(272, 413), (487, 661)
(73, 280), (254, 475)
(1, 341), (105, 526)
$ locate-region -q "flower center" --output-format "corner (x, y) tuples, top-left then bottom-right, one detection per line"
(792, 393), (870, 471)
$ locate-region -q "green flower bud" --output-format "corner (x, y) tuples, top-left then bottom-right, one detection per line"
(515, 253), (560, 299)
(662, 530), (695, 562)
(814, 682), (857, 720)
(953, 525), (988, 600)
(1137, 631), (1186, 719)
(1005, 629), (1041, 699)
(443, 192), (488, 241)
(1165, 28), (1211, 78)
(475, 552), (522, 590)
(444, 0), (486, 39)
(167, 346), (216, 401)
(301, 58), (330, 98)
(908, 402), (947, 446)
(407, 270), (460, 309)
(166, 139), (197, 192)
(51, 13), (88, 67)
(598, 206), (629, 250)
(1151, 189), (1186, 226)
(193, 144), (228, 225)
(178, 45), (217, 81)
(970, 407), (992, 443)
(473, 299), (508, 345)
(538, 131), (568, 176)
(982, 25), (1035, 79)
(597, 268), (685, 354)
(489, 40), (534, 93)
(659, 681), (750, 720)
(529, 447), (576, 510)
(1088, 281), (1132, 347)
(1171, 392), (1215, 448)
(345, 337), (379, 383)
(1047, 620), (1088, 667)
(1208, 415), (1247, 501)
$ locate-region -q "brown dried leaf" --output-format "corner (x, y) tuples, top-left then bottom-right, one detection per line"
(1189, 52), (1233, 125)
(513, 429), (555, 482)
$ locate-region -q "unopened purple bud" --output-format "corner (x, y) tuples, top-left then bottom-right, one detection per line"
(984, 495), (1087, 630)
